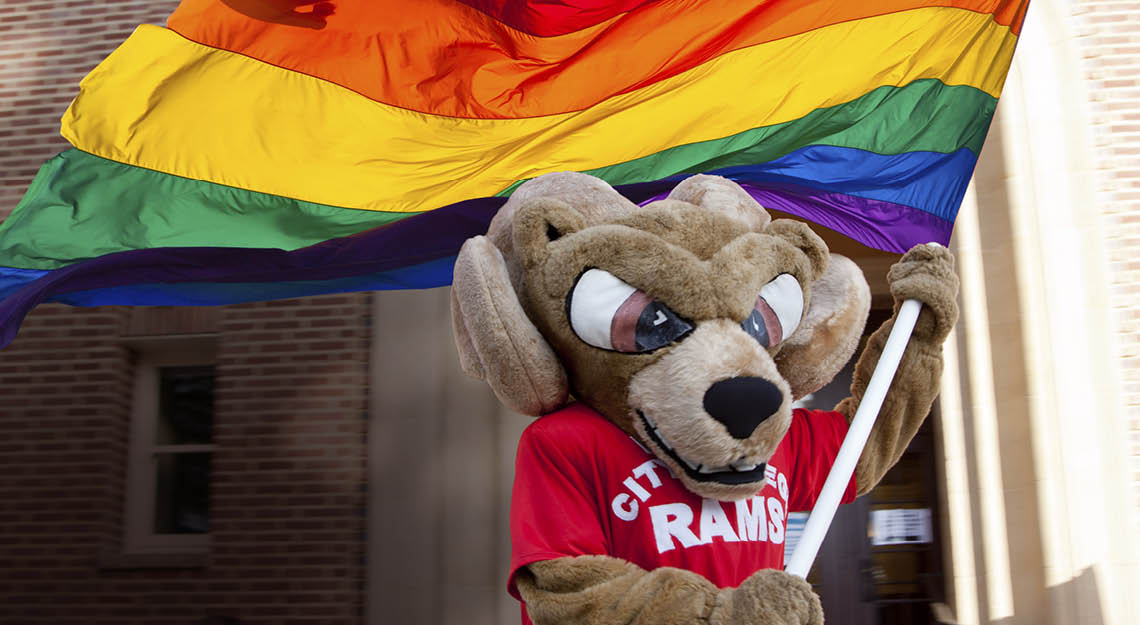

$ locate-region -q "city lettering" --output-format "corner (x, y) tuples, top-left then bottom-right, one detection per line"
(609, 458), (790, 554)
(610, 459), (670, 521)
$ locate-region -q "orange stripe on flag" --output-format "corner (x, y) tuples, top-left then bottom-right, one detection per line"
(168, 0), (1025, 119)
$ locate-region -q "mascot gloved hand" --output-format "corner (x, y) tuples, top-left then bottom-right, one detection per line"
(451, 173), (958, 625)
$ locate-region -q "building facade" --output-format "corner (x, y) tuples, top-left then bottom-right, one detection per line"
(931, 2), (1140, 624)
(1, 1), (1137, 624)
(2, 6), (368, 624)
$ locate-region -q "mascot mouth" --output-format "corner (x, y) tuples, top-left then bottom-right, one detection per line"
(637, 410), (767, 485)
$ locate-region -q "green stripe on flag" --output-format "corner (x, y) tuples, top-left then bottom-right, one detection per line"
(0, 150), (415, 270)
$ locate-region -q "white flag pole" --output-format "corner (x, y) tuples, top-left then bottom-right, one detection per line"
(785, 297), (923, 578)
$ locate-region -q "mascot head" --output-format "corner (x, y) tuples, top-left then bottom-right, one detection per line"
(451, 173), (870, 500)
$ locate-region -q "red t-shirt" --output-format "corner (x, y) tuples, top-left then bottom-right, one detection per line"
(508, 403), (856, 623)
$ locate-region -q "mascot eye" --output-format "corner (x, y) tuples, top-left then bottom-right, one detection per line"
(569, 269), (693, 353)
(742, 274), (804, 348)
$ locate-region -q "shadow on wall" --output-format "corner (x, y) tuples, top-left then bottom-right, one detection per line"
(972, 567), (1106, 625)
(221, 0), (335, 28)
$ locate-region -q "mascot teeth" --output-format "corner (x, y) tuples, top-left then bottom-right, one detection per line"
(731, 458), (759, 472)
(639, 410), (755, 478)
(639, 411), (676, 451)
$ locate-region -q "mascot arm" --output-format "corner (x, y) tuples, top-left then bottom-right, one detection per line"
(835, 244), (959, 496)
(516, 555), (823, 625)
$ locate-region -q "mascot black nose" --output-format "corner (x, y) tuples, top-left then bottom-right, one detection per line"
(702, 377), (783, 439)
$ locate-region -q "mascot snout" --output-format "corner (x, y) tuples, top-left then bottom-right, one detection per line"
(627, 319), (795, 501)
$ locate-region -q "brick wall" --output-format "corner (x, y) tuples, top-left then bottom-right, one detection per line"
(0, 295), (370, 625)
(0, 0), (180, 219)
(0, 2), (369, 623)
(0, 305), (135, 622)
(1070, 0), (1140, 523)
(209, 296), (369, 624)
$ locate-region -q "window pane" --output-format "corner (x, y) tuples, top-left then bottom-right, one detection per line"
(154, 452), (210, 534)
(157, 365), (214, 445)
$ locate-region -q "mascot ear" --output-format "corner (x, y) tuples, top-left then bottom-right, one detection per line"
(774, 254), (871, 399)
(451, 235), (570, 416)
(487, 171), (638, 274)
(511, 197), (587, 271)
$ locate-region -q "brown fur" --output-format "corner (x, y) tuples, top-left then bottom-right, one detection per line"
(451, 172), (959, 624)
(838, 243), (959, 494)
(667, 174), (773, 233)
(516, 555), (822, 625)
(488, 172), (640, 292)
(775, 256), (871, 399)
(451, 236), (569, 416)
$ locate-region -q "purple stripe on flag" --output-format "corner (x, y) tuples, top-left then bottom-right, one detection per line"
(637, 181), (953, 253)
(0, 197), (504, 348)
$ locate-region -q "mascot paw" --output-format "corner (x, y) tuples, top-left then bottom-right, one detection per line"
(887, 243), (959, 341)
(711, 569), (823, 625)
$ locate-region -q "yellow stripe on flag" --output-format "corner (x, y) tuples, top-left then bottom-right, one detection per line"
(63, 10), (1017, 213)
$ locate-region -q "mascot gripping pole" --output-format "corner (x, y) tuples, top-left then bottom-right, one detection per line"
(785, 296), (925, 577)
(451, 172), (958, 625)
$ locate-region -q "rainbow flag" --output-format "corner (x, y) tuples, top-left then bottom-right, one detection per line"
(0, 0), (1029, 348)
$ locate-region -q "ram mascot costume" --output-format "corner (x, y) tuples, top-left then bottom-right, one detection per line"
(450, 172), (958, 625)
